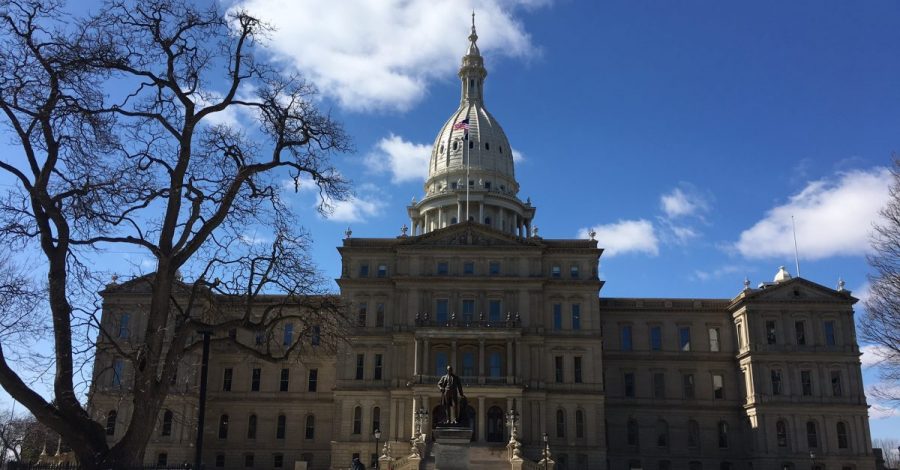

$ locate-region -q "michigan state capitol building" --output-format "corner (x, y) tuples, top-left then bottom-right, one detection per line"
(90, 18), (876, 470)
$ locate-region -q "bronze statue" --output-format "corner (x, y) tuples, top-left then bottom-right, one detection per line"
(438, 365), (466, 425)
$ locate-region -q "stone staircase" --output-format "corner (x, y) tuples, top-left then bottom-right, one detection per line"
(420, 443), (508, 470)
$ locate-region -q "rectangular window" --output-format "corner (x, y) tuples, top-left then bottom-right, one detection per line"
(357, 303), (367, 327)
(679, 327), (691, 351)
(462, 352), (475, 376)
(311, 325), (321, 346)
(650, 326), (662, 351)
(255, 330), (265, 345)
(223, 368), (233, 391)
(436, 299), (449, 323)
(283, 323), (293, 346)
(713, 374), (725, 399)
(377, 264), (387, 277)
(118, 313), (130, 339)
(831, 371), (843, 397)
(463, 261), (474, 275)
(273, 454), (284, 468)
(551, 265), (561, 278)
(244, 454), (255, 468)
(280, 368), (289, 392)
(621, 325), (633, 351)
(771, 369), (782, 396)
(574, 356), (583, 383)
(766, 320), (777, 345)
(376, 303), (385, 327)
(801, 370), (812, 396)
(489, 299), (502, 322)
(359, 264), (369, 277)
(571, 304), (581, 330)
(552, 304), (562, 330)
(555, 356), (564, 383)
(276, 415), (286, 439)
(489, 261), (500, 275)
(570, 265), (579, 278)
(709, 327), (720, 352)
(795, 321), (807, 345)
(683, 373), (695, 398)
(355, 354), (365, 380)
(736, 323), (743, 349)
(462, 299), (475, 322)
(111, 359), (124, 387)
(437, 261), (449, 275)
(825, 321), (836, 346)
(374, 354), (383, 380)
(308, 369), (318, 392)
(653, 372), (665, 399)
(215, 454), (225, 467)
(624, 372), (635, 397)
(251, 368), (261, 392)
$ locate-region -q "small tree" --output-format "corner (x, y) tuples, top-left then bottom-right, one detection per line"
(863, 158), (900, 406)
(874, 438), (900, 468)
(0, 0), (351, 467)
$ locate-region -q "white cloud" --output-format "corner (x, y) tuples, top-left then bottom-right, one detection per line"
(323, 195), (385, 223)
(229, 0), (548, 111)
(735, 168), (892, 260)
(861, 344), (891, 368)
(578, 220), (659, 257)
(692, 265), (746, 282)
(512, 148), (525, 163)
(661, 187), (706, 219)
(365, 134), (430, 183)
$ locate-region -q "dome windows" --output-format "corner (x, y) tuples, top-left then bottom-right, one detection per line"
(452, 141), (458, 151)
(499, 146), (503, 153)
(440, 145), (444, 153)
(485, 142), (490, 150)
(469, 141), (474, 149)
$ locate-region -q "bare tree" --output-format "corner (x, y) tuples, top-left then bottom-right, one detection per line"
(0, 410), (59, 463)
(863, 157), (900, 407)
(874, 438), (900, 469)
(0, 0), (351, 467)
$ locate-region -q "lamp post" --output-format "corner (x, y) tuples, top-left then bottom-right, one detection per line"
(373, 428), (381, 469)
(809, 450), (816, 470)
(194, 329), (213, 470)
(540, 431), (550, 470)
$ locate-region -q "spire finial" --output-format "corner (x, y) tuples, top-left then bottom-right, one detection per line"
(468, 11), (479, 47)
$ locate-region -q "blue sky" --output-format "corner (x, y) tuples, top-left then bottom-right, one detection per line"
(1, 0), (899, 441)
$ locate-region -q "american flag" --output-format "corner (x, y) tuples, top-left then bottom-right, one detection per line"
(453, 118), (469, 131)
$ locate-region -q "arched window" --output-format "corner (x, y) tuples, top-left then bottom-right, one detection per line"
(836, 422), (849, 449)
(776, 420), (788, 447)
(453, 141), (458, 151)
(276, 414), (286, 439)
(484, 217), (492, 226)
(806, 421), (818, 448)
(486, 406), (504, 442)
(469, 141), (474, 149)
(687, 419), (700, 448)
(440, 145), (444, 153)
(305, 414), (315, 440)
(656, 420), (669, 447)
(488, 352), (502, 377)
(556, 409), (566, 438)
(575, 410), (585, 438)
(161, 409), (173, 437)
(372, 407), (381, 433)
(451, 217), (457, 224)
(717, 421), (729, 448)
(626, 419), (639, 446)
(106, 410), (117, 436)
(485, 142), (490, 150)
(247, 414), (257, 439)
(218, 414), (229, 439)
(499, 146), (503, 154)
(353, 406), (362, 434)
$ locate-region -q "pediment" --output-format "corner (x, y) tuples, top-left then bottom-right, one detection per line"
(402, 222), (541, 248)
(739, 277), (857, 304)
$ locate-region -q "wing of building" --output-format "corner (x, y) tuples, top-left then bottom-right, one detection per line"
(89, 18), (875, 470)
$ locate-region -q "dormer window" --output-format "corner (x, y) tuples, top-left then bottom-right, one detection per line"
(485, 142), (490, 150)
(453, 141), (458, 150)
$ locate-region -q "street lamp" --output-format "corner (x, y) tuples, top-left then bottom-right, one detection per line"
(809, 450), (816, 470)
(373, 428), (382, 469)
(540, 432), (550, 470)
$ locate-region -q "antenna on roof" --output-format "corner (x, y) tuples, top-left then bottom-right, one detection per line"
(791, 215), (801, 278)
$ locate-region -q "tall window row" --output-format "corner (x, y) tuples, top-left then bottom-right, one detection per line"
(219, 366), (320, 392)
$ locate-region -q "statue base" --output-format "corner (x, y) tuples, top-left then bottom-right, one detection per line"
(432, 426), (473, 469)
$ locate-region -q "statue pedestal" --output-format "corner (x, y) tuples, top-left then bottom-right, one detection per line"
(432, 426), (473, 470)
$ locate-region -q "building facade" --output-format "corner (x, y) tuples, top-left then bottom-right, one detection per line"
(89, 21), (874, 470)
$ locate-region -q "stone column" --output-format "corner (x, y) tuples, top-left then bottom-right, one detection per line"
(424, 211), (430, 234)
(414, 339), (420, 375)
(478, 396), (486, 443)
(423, 339), (430, 376)
(451, 341), (458, 372)
(457, 201), (462, 224)
(478, 340), (485, 378)
(479, 202), (484, 224)
(507, 340), (514, 383)
(438, 208), (443, 229)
